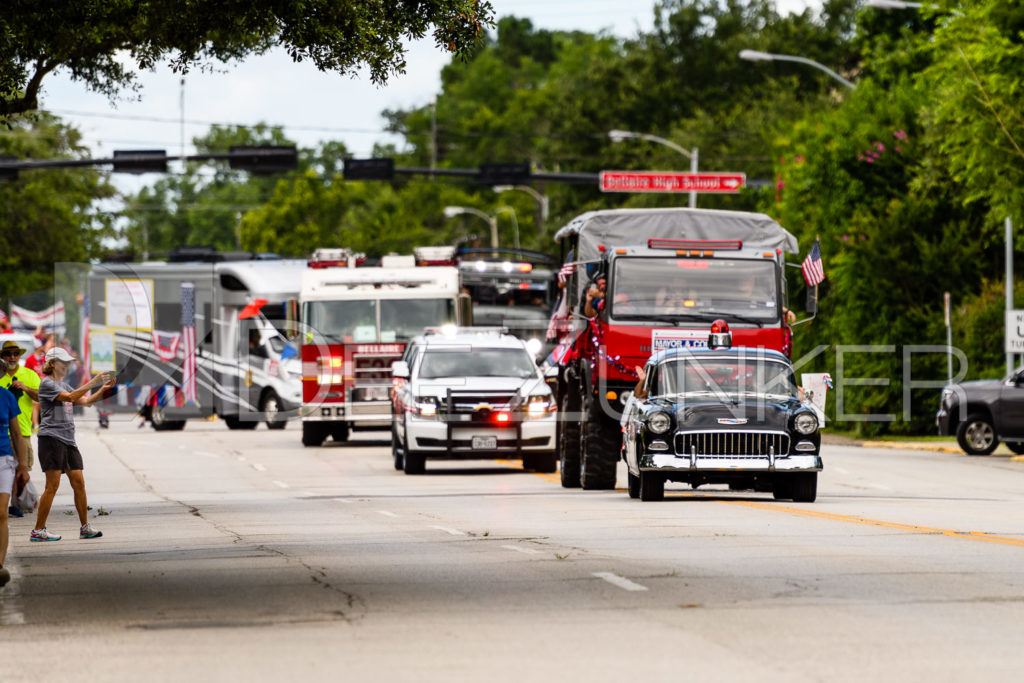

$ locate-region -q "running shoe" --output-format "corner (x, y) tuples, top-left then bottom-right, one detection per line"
(80, 523), (102, 539)
(8, 506), (23, 518)
(30, 528), (61, 542)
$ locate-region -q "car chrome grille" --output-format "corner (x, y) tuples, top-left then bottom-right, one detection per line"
(442, 390), (522, 421)
(674, 431), (789, 458)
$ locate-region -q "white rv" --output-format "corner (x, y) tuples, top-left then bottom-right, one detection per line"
(87, 252), (305, 430)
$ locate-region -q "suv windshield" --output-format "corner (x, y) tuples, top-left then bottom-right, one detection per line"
(304, 298), (455, 343)
(611, 257), (780, 324)
(419, 348), (537, 380)
(654, 356), (798, 398)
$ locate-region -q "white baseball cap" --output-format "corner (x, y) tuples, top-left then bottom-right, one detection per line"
(45, 347), (75, 363)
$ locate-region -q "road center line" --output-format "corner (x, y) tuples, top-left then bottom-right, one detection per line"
(723, 500), (1024, 547)
(429, 525), (466, 536)
(378, 510), (399, 518)
(272, 480), (289, 489)
(501, 544), (541, 555)
(251, 463), (266, 472)
(593, 572), (649, 592)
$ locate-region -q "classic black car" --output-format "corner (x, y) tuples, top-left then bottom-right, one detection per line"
(936, 370), (1024, 455)
(622, 345), (822, 502)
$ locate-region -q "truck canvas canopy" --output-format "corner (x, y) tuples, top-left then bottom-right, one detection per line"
(554, 208), (799, 261)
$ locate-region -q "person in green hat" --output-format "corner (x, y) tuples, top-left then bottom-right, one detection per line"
(0, 340), (39, 518)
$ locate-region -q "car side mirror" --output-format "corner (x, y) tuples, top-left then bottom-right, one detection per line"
(391, 360), (410, 379)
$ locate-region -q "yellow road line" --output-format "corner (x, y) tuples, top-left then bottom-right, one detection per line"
(721, 499), (1024, 547)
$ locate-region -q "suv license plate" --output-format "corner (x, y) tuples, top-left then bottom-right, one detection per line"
(472, 436), (497, 450)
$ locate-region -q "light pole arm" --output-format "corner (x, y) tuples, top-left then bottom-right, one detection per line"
(739, 50), (856, 90)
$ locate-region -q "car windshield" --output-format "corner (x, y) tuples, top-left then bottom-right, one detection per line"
(419, 348), (537, 379)
(654, 356), (798, 399)
(304, 298), (455, 343)
(610, 257), (780, 324)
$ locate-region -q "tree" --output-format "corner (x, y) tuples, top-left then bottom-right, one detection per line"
(0, 113), (115, 301)
(1, 0), (494, 118)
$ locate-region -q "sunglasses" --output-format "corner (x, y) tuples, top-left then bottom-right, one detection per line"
(1, 351), (21, 358)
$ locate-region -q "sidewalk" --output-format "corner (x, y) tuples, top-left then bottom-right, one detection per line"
(822, 432), (1024, 461)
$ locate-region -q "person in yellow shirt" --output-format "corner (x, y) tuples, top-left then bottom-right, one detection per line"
(0, 341), (40, 518)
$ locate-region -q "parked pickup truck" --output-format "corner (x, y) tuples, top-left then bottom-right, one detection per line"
(936, 370), (1024, 455)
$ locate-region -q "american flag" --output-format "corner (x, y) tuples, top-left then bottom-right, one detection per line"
(801, 240), (825, 287)
(181, 282), (198, 404)
(557, 262), (575, 283)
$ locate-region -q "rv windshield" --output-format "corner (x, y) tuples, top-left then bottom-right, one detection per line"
(610, 257), (780, 324)
(305, 298), (455, 343)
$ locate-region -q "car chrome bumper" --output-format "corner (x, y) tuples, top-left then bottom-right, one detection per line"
(638, 452), (822, 473)
(407, 415), (556, 455)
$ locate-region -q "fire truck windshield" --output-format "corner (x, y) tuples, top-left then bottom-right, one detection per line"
(305, 298), (455, 343)
(610, 257), (780, 325)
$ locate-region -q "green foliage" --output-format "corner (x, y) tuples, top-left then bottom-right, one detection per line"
(1, 0), (494, 118)
(0, 113), (115, 301)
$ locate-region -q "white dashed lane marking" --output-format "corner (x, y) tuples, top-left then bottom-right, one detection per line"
(501, 545), (541, 555)
(593, 572), (648, 592)
(429, 525), (466, 536)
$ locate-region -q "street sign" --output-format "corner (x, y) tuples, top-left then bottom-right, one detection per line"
(599, 170), (746, 194)
(1006, 309), (1024, 353)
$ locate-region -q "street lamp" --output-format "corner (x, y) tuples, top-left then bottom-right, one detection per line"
(444, 206), (497, 248)
(493, 185), (549, 235)
(608, 129), (699, 208)
(738, 49), (857, 90)
(494, 206), (520, 250)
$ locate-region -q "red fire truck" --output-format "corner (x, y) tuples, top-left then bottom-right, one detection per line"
(299, 248), (465, 447)
(552, 207), (807, 489)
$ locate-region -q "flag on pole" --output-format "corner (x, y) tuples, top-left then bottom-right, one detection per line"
(801, 240), (825, 287)
(557, 262), (575, 284)
(181, 283), (198, 404)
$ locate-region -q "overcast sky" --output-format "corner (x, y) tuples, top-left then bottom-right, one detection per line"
(39, 1), (824, 161)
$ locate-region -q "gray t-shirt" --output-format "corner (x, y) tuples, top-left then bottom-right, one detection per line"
(38, 376), (76, 446)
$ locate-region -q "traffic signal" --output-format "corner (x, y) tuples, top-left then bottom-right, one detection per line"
(113, 150), (168, 174)
(479, 162), (530, 185)
(228, 145), (298, 174)
(344, 158), (395, 181)
(0, 156), (17, 182)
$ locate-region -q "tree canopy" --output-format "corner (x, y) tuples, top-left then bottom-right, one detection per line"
(1, 0), (494, 117)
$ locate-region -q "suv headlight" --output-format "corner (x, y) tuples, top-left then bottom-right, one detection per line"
(414, 397), (439, 418)
(793, 412), (818, 435)
(648, 411), (671, 434)
(525, 394), (553, 418)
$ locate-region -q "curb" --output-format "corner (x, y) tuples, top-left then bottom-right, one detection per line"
(859, 440), (964, 454)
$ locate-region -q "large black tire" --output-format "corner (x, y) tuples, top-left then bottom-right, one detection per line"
(404, 450), (426, 475)
(956, 413), (998, 455)
(627, 470), (640, 499)
(790, 472), (818, 503)
(558, 377), (582, 488)
(1008, 442), (1024, 455)
(331, 423), (350, 442)
(772, 478), (792, 500)
(639, 470), (664, 501)
(261, 390), (287, 430)
(225, 415), (258, 430)
(391, 427), (404, 470)
(149, 404), (185, 432)
(579, 391), (618, 490)
(302, 422), (327, 447)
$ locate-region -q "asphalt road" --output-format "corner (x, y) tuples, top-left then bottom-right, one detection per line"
(3, 415), (1024, 682)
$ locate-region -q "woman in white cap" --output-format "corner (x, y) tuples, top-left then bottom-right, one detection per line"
(30, 347), (114, 542)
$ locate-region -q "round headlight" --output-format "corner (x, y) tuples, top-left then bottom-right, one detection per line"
(648, 411), (671, 434)
(794, 412), (818, 434)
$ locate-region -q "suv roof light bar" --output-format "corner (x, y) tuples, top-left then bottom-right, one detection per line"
(648, 238), (743, 251)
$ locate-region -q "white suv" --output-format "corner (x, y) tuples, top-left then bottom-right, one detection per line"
(390, 328), (557, 474)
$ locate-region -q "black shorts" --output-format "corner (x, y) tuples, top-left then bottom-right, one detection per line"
(38, 435), (84, 472)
